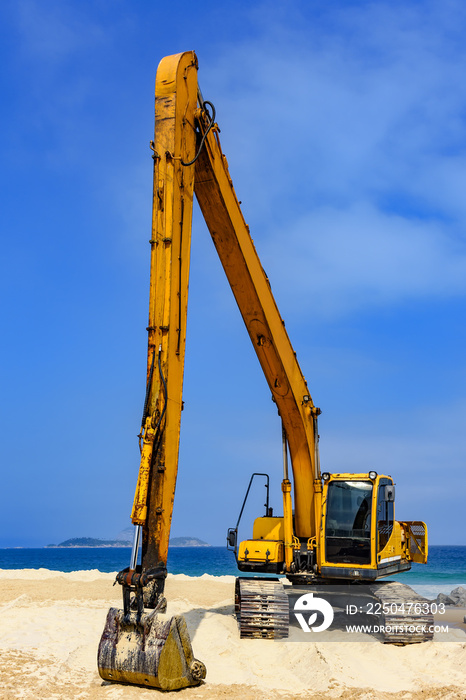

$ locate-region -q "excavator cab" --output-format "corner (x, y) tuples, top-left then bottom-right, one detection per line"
(229, 468), (428, 582)
(320, 472), (428, 578)
(323, 477), (373, 565)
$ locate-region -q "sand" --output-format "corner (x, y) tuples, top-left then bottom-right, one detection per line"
(1, 569), (465, 700)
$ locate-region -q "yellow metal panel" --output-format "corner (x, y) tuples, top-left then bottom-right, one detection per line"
(237, 539), (284, 564)
(400, 521), (428, 564)
(252, 517), (284, 541)
(377, 520), (403, 562)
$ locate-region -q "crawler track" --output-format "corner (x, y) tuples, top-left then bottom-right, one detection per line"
(369, 581), (434, 644)
(235, 577), (289, 639)
(235, 577), (433, 644)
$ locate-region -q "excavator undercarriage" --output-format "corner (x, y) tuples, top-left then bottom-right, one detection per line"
(235, 577), (434, 644)
(235, 577), (290, 639)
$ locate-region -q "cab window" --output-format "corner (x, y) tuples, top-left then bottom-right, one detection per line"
(325, 480), (372, 565)
(377, 480), (394, 551)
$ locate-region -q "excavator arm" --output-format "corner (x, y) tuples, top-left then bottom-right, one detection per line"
(97, 53), (205, 691)
(130, 52), (198, 580)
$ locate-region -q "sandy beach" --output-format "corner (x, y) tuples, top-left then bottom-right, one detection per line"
(1, 569), (465, 700)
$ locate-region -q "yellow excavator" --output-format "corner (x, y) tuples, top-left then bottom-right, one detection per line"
(97, 51), (431, 691)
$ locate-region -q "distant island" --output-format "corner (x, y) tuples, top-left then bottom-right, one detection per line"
(45, 534), (211, 548)
(169, 537), (211, 547)
(45, 537), (131, 548)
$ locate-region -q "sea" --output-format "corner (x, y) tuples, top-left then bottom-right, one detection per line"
(1, 545), (465, 600)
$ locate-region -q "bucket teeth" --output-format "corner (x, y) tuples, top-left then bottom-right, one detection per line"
(97, 607), (206, 690)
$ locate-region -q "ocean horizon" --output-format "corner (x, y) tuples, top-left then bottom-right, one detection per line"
(1, 545), (465, 599)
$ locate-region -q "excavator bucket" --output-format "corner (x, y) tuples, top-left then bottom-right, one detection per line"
(97, 606), (206, 690)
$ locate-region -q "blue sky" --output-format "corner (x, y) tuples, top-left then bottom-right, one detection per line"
(1, 0), (465, 547)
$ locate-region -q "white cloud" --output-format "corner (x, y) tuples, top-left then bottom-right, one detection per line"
(206, 3), (466, 204)
(264, 202), (466, 315)
(193, 2), (466, 315)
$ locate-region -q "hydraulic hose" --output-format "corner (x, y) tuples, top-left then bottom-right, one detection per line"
(181, 100), (216, 166)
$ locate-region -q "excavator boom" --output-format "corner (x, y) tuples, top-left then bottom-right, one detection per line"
(193, 111), (321, 542)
